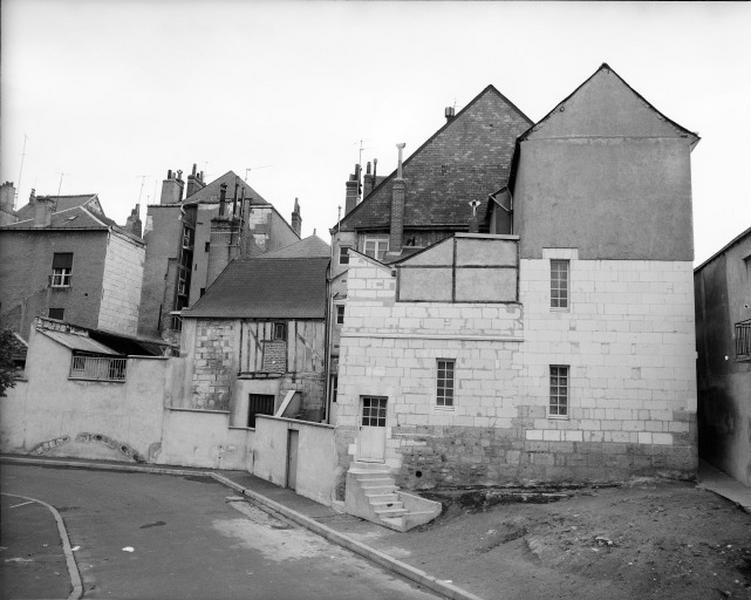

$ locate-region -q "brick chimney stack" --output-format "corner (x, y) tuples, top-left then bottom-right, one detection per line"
(32, 190), (54, 227)
(344, 163), (361, 216)
(363, 161), (376, 198)
(389, 143), (406, 255)
(160, 169), (185, 205)
(186, 163), (205, 199)
(0, 181), (17, 225)
(291, 197), (302, 237)
(126, 203), (143, 238)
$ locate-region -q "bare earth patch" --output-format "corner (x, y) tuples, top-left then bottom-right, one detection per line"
(379, 480), (751, 600)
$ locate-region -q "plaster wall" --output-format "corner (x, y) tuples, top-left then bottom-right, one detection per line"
(0, 328), (168, 462)
(253, 415), (337, 505)
(98, 232), (145, 335)
(514, 138), (693, 260)
(158, 407), (252, 470)
(0, 230), (107, 337)
(695, 233), (751, 485)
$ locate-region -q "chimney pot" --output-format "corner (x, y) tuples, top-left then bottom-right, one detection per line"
(445, 106), (455, 121)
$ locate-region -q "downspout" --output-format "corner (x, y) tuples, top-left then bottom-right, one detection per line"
(323, 268), (334, 424)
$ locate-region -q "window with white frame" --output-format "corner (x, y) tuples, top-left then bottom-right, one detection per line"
(549, 365), (569, 417)
(550, 259), (569, 309)
(436, 359), (455, 407)
(363, 237), (389, 261)
(336, 304), (345, 325)
(339, 246), (350, 265)
(51, 253), (73, 287)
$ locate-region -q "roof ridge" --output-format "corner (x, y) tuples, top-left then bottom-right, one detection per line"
(334, 85), (532, 230)
(519, 63), (699, 144)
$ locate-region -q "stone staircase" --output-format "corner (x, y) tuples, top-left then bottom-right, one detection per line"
(344, 461), (442, 531)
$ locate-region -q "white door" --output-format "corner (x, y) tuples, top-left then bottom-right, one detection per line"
(357, 396), (387, 462)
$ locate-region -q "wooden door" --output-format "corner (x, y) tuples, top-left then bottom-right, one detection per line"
(357, 396), (387, 462)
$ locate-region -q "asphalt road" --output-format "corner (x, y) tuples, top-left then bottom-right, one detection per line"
(1, 464), (441, 600)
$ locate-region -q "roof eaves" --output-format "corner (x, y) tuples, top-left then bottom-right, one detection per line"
(694, 225), (751, 273)
(335, 85), (533, 231)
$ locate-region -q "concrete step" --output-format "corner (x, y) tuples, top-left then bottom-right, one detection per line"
(356, 476), (394, 485)
(365, 492), (399, 503)
(371, 499), (404, 511)
(379, 515), (406, 531)
(374, 506), (408, 517)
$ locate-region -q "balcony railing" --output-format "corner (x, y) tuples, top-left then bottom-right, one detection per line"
(69, 355), (127, 381)
(736, 321), (751, 359)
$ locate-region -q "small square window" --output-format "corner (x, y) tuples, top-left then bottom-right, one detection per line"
(336, 304), (345, 325)
(549, 365), (569, 417)
(48, 308), (64, 320)
(273, 322), (287, 341)
(550, 259), (569, 309)
(436, 359), (455, 407)
(339, 246), (350, 265)
(363, 237), (389, 261)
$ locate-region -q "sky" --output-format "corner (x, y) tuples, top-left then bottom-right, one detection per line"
(1, 1), (749, 265)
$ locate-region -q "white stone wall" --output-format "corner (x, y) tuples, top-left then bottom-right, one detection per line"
(519, 252), (696, 447)
(98, 232), (145, 335)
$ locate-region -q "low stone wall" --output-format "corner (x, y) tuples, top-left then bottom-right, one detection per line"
(393, 414), (696, 490)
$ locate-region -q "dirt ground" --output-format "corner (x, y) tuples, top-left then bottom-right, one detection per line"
(387, 480), (751, 600)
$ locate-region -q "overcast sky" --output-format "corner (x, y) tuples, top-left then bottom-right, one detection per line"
(2, 1), (749, 264)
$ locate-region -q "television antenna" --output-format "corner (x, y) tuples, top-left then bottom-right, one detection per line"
(244, 165), (272, 182)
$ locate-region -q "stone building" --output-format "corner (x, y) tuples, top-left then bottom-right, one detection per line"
(694, 227), (751, 486)
(0, 191), (144, 339)
(138, 167), (301, 339)
(334, 64), (699, 496)
(179, 235), (331, 426)
(328, 85), (533, 419)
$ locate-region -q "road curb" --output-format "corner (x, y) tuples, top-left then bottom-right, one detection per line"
(210, 473), (486, 600)
(2, 492), (83, 600)
(2, 456), (486, 600)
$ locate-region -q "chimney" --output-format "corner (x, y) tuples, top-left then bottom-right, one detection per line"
(126, 203), (143, 238)
(218, 183), (227, 216)
(0, 181), (16, 225)
(445, 106), (455, 122)
(468, 199), (481, 233)
(160, 169), (185, 204)
(291, 197), (302, 237)
(32, 191), (53, 227)
(186, 163), (206, 198)
(363, 161), (376, 198)
(389, 144), (406, 255)
(344, 163), (361, 216)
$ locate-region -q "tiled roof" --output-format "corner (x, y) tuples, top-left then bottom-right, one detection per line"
(257, 234), (330, 259)
(182, 256), (329, 319)
(15, 194), (99, 220)
(337, 86), (532, 232)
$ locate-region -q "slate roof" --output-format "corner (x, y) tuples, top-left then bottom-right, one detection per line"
(336, 86), (532, 232)
(258, 234), (330, 259)
(182, 255), (329, 319)
(183, 171), (268, 207)
(15, 194), (100, 220)
(1, 205), (143, 244)
(40, 329), (119, 355)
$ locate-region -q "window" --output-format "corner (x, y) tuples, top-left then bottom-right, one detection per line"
(273, 322), (287, 341)
(363, 237), (389, 261)
(436, 359), (455, 407)
(361, 396), (387, 427)
(247, 394), (275, 428)
(339, 246), (350, 265)
(336, 304), (345, 325)
(550, 259), (569, 309)
(48, 308), (64, 320)
(549, 365), (569, 417)
(329, 374), (338, 403)
(181, 226), (194, 249)
(69, 354), (126, 382)
(205, 241), (211, 252)
(51, 253), (73, 287)
(736, 320), (751, 360)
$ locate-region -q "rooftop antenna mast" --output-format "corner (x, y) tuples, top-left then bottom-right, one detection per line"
(15, 134), (28, 208)
(57, 172), (69, 195)
(244, 165), (272, 182)
(136, 175), (149, 203)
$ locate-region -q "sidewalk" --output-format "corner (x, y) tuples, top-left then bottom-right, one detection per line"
(697, 459), (751, 513)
